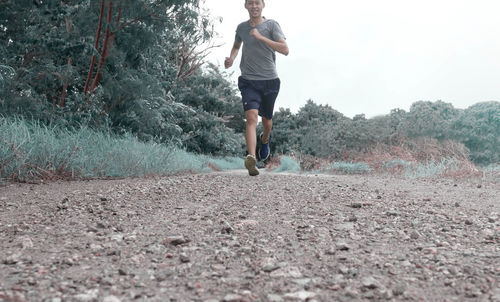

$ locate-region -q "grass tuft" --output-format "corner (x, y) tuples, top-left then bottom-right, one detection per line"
(482, 163), (500, 182)
(0, 117), (242, 182)
(272, 156), (301, 173)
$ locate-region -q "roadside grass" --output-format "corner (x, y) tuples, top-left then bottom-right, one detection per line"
(482, 164), (500, 182)
(271, 156), (301, 173)
(323, 162), (373, 174)
(272, 155), (492, 180)
(271, 138), (495, 180)
(1, 116), (496, 183)
(0, 117), (242, 183)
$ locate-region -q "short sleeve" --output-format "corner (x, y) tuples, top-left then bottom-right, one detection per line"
(271, 21), (285, 41)
(235, 25), (243, 43)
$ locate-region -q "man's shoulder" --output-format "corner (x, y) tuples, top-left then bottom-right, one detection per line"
(263, 19), (279, 25)
(261, 19), (282, 31)
(237, 20), (250, 29)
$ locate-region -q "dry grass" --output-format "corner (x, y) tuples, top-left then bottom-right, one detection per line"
(271, 138), (482, 179)
(354, 138), (479, 178)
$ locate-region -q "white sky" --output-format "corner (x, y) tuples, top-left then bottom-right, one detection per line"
(202, 0), (500, 118)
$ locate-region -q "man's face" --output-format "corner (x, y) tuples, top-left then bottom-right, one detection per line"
(245, 0), (264, 18)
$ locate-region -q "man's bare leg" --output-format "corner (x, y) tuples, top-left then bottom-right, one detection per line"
(245, 109), (259, 156)
(244, 109), (260, 176)
(261, 117), (273, 143)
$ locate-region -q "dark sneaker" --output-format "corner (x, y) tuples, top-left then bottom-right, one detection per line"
(244, 155), (259, 176)
(258, 133), (270, 161)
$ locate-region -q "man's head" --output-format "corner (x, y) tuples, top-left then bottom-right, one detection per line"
(245, 0), (265, 4)
(245, 0), (265, 18)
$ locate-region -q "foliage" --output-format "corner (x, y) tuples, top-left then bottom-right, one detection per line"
(311, 161), (373, 175)
(272, 100), (499, 165)
(0, 0), (245, 156)
(272, 156), (301, 173)
(482, 164), (500, 182)
(0, 1), (497, 166)
(272, 100), (351, 157)
(452, 102), (500, 164)
(402, 101), (459, 140)
(0, 116), (242, 182)
(330, 162), (373, 174)
(294, 137), (479, 178)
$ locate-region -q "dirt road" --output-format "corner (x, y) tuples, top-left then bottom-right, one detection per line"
(1, 171), (499, 301)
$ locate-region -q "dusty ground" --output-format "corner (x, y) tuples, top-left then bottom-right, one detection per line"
(0, 170), (499, 302)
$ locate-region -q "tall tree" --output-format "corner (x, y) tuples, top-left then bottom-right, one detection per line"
(0, 0), (245, 155)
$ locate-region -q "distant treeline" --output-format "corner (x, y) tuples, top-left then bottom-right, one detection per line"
(272, 100), (499, 165)
(1, 1), (498, 165)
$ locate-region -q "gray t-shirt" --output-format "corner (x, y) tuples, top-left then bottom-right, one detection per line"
(235, 18), (285, 80)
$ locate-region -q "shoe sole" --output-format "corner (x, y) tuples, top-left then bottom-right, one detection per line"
(244, 156), (259, 176)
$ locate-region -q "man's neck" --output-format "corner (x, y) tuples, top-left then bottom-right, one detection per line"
(249, 16), (264, 27)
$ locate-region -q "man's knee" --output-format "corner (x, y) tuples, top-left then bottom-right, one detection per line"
(262, 117), (273, 124)
(262, 117), (273, 129)
(245, 110), (259, 125)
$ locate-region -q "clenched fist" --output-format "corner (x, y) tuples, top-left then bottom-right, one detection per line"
(250, 28), (263, 41)
(224, 57), (234, 69)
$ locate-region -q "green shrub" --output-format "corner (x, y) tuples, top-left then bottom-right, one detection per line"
(0, 117), (242, 182)
(273, 156), (301, 173)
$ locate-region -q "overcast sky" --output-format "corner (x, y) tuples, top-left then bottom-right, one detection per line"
(202, 0), (500, 118)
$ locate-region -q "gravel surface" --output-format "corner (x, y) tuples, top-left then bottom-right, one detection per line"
(0, 170), (499, 301)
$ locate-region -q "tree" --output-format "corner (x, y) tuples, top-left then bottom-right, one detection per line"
(0, 0), (245, 155)
(270, 99), (499, 165)
(453, 102), (500, 164)
(271, 108), (299, 154)
(402, 100), (459, 140)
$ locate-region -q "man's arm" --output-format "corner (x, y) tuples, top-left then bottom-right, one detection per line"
(250, 29), (289, 56)
(225, 41), (242, 69)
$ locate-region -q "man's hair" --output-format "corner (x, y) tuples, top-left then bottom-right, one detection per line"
(245, 0), (265, 3)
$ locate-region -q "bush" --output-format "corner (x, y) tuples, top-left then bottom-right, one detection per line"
(0, 116), (242, 182)
(272, 156), (301, 173)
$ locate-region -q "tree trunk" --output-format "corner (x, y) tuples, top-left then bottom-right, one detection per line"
(89, 1), (114, 93)
(59, 58), (72, 107)
(84, 0), (106, 95)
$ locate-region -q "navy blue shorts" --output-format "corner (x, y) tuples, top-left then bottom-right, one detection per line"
(238, 76), (280, 120)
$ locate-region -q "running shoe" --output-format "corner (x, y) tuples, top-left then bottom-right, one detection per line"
(258, 133), (270, 162)
(244, 154), (259, 176)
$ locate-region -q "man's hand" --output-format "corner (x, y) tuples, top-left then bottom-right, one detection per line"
(225, 41), (241, 69)
(224, 57), (234, 69)
(250, 29), (289, 56)
(250, 28), (263, 41)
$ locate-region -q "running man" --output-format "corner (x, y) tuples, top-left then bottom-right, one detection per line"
(225, 0), (289, 176)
